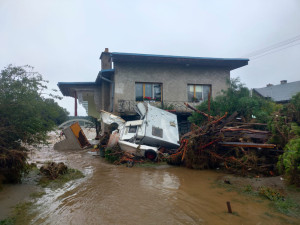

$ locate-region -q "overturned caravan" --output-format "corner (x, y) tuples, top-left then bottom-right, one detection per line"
(100, 103), (180, 160)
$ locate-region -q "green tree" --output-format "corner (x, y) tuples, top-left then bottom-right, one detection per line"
(0, 65), (69, 183)
(189, 78), (278, 125)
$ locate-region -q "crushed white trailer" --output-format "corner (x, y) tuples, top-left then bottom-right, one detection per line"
(100, 103), (180, 158)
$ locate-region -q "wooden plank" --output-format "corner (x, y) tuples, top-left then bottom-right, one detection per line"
(227, 122), (267, 126)
(219, 142), (276, 149)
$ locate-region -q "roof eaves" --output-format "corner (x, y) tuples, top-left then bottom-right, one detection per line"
(111, 52), (249, 70)
(111, 52), (249, 62)
(57, 82), (97, 97)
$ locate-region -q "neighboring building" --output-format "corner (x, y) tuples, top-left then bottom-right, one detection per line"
(58, 48), (248, 134)
(253, 80), (300, 103)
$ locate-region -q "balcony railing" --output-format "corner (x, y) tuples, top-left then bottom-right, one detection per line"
(118, 100), (203, 114)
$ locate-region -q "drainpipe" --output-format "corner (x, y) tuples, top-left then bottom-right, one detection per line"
(74, 91), (78, 116)
(98, 72), (115, 112)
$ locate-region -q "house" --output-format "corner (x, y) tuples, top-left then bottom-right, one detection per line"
(253, 80), (300, 103)
(58, 48), (248, 134)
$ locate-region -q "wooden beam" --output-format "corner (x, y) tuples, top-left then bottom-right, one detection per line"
(219, 142), (276, 149)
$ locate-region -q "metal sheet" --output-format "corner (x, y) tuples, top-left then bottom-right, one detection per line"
(137, 104), (180, 148)
(135, 102), (146, 118)
(125, 120), (143, 126)
(100, 110), (125, 130)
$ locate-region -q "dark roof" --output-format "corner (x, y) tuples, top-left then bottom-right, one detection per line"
(57, 82), (97, 97)
(253, 81), (300, 103)
(95, 69), (115, 84)
(110, 52), (249, 70)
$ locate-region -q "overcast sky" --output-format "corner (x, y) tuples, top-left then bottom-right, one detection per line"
(1, 0), (300, 116)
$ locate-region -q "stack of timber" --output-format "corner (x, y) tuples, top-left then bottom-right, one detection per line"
(168, 103), (280, 176)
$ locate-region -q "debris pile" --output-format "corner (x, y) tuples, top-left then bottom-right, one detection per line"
(168, 103), (280, 175)
(40, 162), (68, 180)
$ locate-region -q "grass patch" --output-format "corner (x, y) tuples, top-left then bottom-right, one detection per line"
(214, 180), (300, 217)
(272, 198), (299, 217)
(213, 180), (257, 196)
(258, 186), (299, 216)
(0, 217), (15, 225)
(243, 184), (253, 193)
(0, 201), (35, 225)
(232, 211), (240, 216)
(14, 202), (33, 224)
(38, 168), (84, 189)
(263, 212), (274, 217)
(29, 191), (46, 199)
(259, 186), (284, 201)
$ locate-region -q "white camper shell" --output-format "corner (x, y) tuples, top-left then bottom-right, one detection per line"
(100, 103), (180, 159)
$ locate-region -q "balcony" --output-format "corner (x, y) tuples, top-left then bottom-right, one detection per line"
(117, 100), (203, 115)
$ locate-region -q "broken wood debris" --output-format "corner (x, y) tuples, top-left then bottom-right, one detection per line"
(167, 103), (280, 175)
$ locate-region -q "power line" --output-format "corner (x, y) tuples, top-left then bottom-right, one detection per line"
(251, 41), (300, 60)
(245, 35), (300, 57)
(241, 34), (300, 59)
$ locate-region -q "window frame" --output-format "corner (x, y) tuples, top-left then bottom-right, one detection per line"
(187, 84), (211, 103)
(135, 82), (162, 102)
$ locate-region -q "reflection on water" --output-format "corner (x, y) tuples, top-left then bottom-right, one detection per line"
(24, 146), (297, 225)
(140, 171), (180, 192)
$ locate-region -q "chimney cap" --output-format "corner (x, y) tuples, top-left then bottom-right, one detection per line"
(280, 80), (287, 84)
(100, 48), (110, 59)
(266, 83), (273, 87)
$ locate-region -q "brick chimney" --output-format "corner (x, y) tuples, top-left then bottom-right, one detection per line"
(280, 80), (287, 84)
(266, 83), (273, 87)
(100, 48), (112, 70)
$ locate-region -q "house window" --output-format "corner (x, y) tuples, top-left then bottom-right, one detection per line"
(188, 84), (211, 102)
(135, 83), (162, 101)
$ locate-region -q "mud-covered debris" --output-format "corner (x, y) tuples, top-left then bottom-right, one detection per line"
(40, 162), (68, 180)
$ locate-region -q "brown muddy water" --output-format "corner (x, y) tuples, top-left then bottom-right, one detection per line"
(1, 144), (299, 225)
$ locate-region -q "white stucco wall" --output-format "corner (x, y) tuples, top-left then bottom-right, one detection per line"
(113, 62), (230, 112)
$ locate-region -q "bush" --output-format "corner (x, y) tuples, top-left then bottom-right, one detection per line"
(268, 93), (300, 148)
(189, 78), (277, 125)
(277, 137), (300, 186)
(105, 145), (123, 164)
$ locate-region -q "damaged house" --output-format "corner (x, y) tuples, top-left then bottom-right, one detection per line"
(58, 48), (248, 134)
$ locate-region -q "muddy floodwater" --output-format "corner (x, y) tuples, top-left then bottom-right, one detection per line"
(2, 144), (299, 225)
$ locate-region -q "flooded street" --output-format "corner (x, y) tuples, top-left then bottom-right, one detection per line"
(13, 144), (295, 225)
